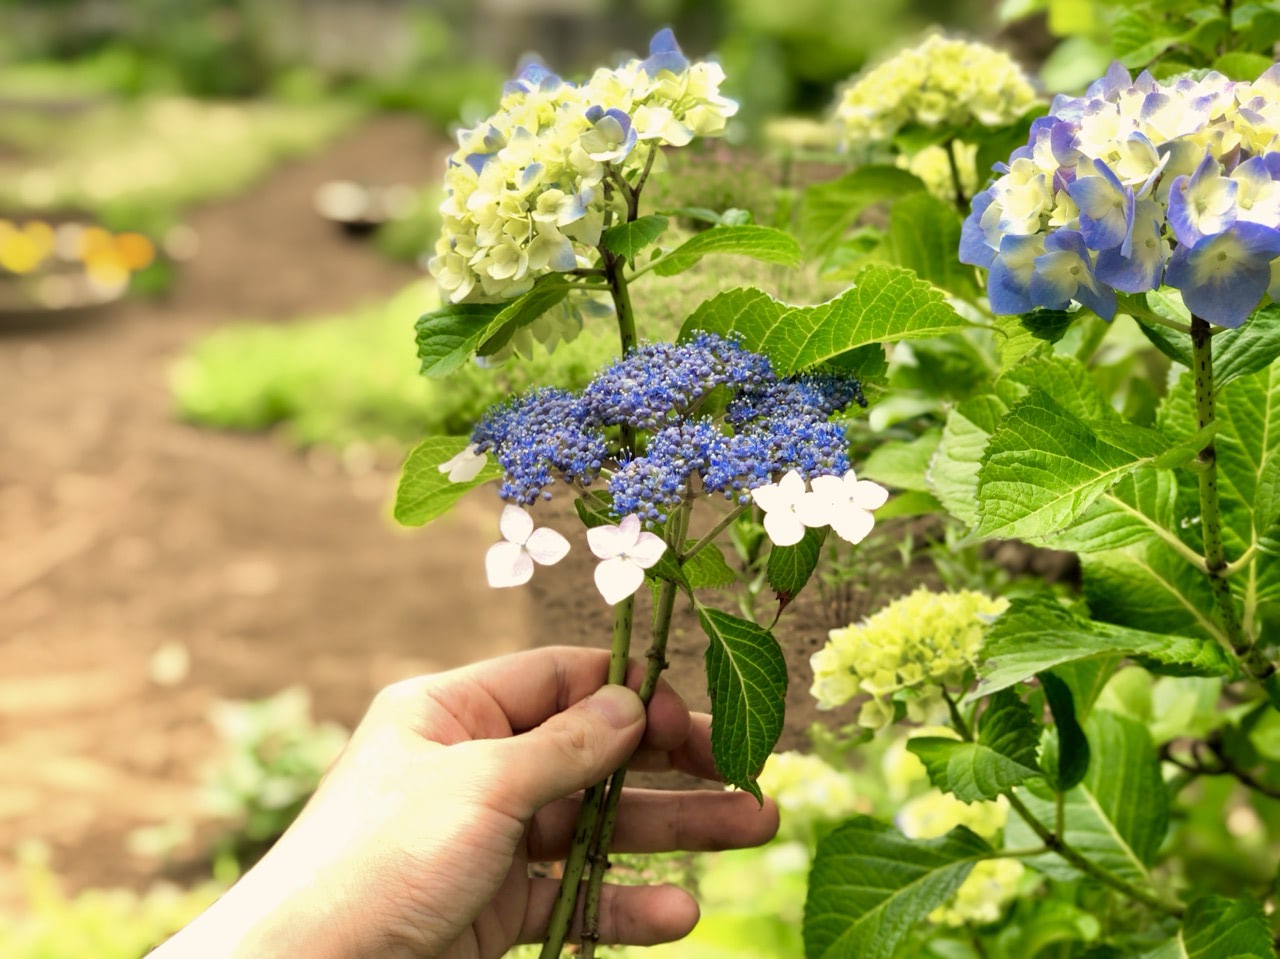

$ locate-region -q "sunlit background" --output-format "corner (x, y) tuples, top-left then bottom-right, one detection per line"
(0, 0), (1110, 953)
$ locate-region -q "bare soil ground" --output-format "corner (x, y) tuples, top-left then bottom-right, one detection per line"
(0, 114), (887, 905)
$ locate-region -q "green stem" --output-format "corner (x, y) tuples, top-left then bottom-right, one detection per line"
(941, 694), (1182, 917)
(539, 594), (635, 959)
(682, 504), (750, 563)
(1190, 315), (1279, 702)
(1004, 791), (1183, 918)
(945, 138), (968, 211)
(580, 578), (680, 956)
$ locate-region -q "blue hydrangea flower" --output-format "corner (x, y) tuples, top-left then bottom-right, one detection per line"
(960, 62), (1280, 327)
(472, 335), (864, 521)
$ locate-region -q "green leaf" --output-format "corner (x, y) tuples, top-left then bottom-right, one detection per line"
(475, 276), (575, 356)
(698, 604), (787, 801)
(876, 193), (978, 299)
(803, 817), (992, 959)
(861, 430), (940, 493)
(1214, 305), (1280, 393)
(679, 266), (970, 375)
(1212, 51), (1276, 81)
(972, 596), (1232, 699)
(1020, 308), (1074, 344)
(1142, 895), (1275, 959)
(929, 394), (1009, 527)
(653, 224), (801, 277)
(1009, 711), (1168, 886)
(415, 301), (504, 377)
(1044, 469), (1178, 554)
(976, 394), (1175, 540)
(574, 491), (617, 529)
(1215, 365), (1280, 546)
(683, 543), (738, 590)
(999, 354), (1120, 424)
(393, 437), (502, 527)
(1083, 542), (1226, 643)
(797, 165), (926, 256)
(1040, 671), (1090, 791)
(767, 527), (826, 599)
(908, 691), (1041, 802)
(601, 214), (669, 261)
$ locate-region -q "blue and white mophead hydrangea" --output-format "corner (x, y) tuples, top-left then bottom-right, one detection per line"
(961, 62), (1280, 327)
(428, 29), (738, 307)
(439, 334), (888, 604)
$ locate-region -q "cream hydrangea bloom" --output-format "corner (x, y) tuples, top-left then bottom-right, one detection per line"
(757, 751), (865, 840)
(810, 587), (1008, 727)
(833, 35), (1036, 155)
(429, 30), (737, 313)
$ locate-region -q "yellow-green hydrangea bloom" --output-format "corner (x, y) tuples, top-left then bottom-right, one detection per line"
(810, 587), (1008, 727)
(898, 141), (980, 202)
(430, 29), (736, 308)
(833, 35), (1037, 155)
(757, 750), (865, 840)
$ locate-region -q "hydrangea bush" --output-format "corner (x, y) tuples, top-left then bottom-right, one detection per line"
(396, 20), (1280, 959)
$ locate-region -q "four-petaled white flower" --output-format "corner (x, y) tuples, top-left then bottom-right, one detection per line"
(587, 514), (668, 605)
(804, 470), (890, 544)
(485, 504), (571, 588)
(750, 470), (811, 546)
(439, 444), (487, 483)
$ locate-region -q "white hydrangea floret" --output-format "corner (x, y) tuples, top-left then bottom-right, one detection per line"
(485, 504), (570, 588)
(438, 443), (487, 483)
(587, 514), (668, 605)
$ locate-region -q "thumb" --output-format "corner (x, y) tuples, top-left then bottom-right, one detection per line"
(494, 684), (646, 816)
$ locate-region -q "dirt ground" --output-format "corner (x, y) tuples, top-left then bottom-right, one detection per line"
(0, 114), (882, 906)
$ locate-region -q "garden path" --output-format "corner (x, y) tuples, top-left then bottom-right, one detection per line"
(0, 114), (538, 901)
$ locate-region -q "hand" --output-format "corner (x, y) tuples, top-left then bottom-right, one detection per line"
(153, 646), (779, 958)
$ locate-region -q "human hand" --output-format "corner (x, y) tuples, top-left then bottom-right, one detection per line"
(153, 646), (779, 958)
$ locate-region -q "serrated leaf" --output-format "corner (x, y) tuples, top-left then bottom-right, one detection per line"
(972, 596), (1232, 699)
(767, 527), (826, 599)
(803, 817), (992, 959)
(798, 165), (926, 256)
(1083, 542), (1227, 643)
(908, 691), (1041, 802)
(653, 224), (801, 277)
(1040, 469), (1177, 554)
(1215, 305), (1280, 393)
(929, 394), (1009, 527)
(976, 394), (1174, 540)
(475, 276), (575, 356)
(683, 542), (737, 590)
(1040, 671), (1090, 791)
(415, 301), (504, 377)
(601, 214), (669, 261)
(698, 604), (787, 800)
(1141, 895), (1276, 959)
(393, 437), (502, 526)
(861, 430), (940, 493)
(679, 266), (970, 375)
(999, 354), (1120, 423)
(1008, 711), (1168, 886)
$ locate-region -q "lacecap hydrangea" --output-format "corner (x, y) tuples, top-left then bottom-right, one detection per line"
(810, 587), (1008, 728)
(468, 333), (865, 521)
(429, 29), (737, 305)
(961, 62), (1280, 327)
(833, 35), (1036, 154)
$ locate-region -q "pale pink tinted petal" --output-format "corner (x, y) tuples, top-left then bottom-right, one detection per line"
(750, 482), (786, 512)
(808, 474), (844, 500)
(499, 504), (534, 545)
(587, 523), (630, 560)
(830, 508), (875, 545)
(595, 557), (645, 605)
(617, 514), (643, 548)
(486, 541), (535, 587)
(763, 510), (806, 546)
(525, 527), (571, 565)
(628, 531), (668, 569)
(777, 470), (807, 496)
(447, 448), (486, 482)
(796, 491), (832, 528)
(852, 480), (889, 510)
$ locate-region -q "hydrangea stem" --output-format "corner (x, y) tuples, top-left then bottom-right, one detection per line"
(1189, 315), (1280, 704)
(945, 138), (968, 211)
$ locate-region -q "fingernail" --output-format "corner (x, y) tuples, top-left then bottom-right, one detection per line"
(586, 685), (644, 729)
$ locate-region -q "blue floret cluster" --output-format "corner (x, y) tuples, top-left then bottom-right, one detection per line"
(960, 62), (1280, 327)
(470, 333), (866, 520)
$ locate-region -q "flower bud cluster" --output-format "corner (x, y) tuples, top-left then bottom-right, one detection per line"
(429, 29), (737, 305)
(810, 587), (1008, 728)
(833, 35), (1036, 155)
(961, 62), (1280, 327)
(468, 334), (865, 521)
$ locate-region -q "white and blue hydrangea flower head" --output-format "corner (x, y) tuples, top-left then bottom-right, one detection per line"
(428, 28), (737, 309)
(961, 62), (1280, 328)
